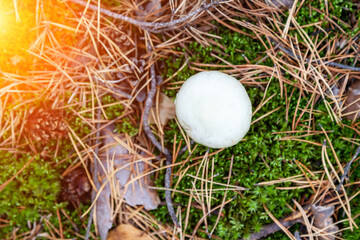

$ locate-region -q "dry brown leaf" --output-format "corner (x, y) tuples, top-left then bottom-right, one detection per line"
(96, 181), (112, 240)
(96, 125), (160, 239)
(266, 0), (294, 8)
(107, 224), (152, 240)
(144, 0), (162, 16)
(311, 205), (339, 240)
(148, 93), (175, 126)
(343, 80), (360, 120)
(102, 126), (160, 210)
(136, 0), (162, 17)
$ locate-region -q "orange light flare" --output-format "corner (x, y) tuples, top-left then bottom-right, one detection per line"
(0, 11), (7, 32)
(0, 1), (34, 73)
(0, 5), (13, 37)
(0, 1), (79, 75)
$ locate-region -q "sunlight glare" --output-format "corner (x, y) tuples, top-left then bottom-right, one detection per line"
(0, 10), (9, 35)
(0, 11), (4, 30)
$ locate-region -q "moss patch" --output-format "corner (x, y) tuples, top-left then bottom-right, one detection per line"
(154, 0), (360, 237)
(155, 78), (357, 238)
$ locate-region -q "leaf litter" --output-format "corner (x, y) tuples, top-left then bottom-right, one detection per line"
(148, 92), (176, 127)
(2, 0), (360, 239)
(107, 224), (152, 240)
(96, 124), (160, 239)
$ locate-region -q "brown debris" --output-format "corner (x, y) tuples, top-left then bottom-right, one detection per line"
(7, 0), (359, 239)
(148, 92), (176, 126)
(25, 107), (68, 143)
(60, 167), (91, 207)
(100, 125), (160, 211)
(107, 224), (152, 240)
(108, 25), (134, 50)
(267, 0), (294, 9)
(245, 205), (310, 240)
(142, 42), (179, 227)
(343, 80), (360, 121)
(311, 205), (339, 240)
(95, 125), (160, 240)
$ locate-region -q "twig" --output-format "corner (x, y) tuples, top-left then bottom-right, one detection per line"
(244, 205), (311, 240)
(269, 37), (360, 71)
(246, 219), (302, 240)
(142, 43), (180, 227)
(95, 78), (132, 99)
(85, 108), (101, 240)
(309, 27), (335, 36)
(69, 0), (223, 32)
(336, 145), (360, 192)
(178, 140), (194, 156)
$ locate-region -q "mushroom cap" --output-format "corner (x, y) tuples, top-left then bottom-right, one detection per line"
(175, 71), (252, 148)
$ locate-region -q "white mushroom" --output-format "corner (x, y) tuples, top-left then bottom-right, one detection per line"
(175, 71), (252, 148)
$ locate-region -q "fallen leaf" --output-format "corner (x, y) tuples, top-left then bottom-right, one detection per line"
(96, 125), (160, 239)
(96, 181), (112, 240)
(311, 205), (339, 240)
(107, 224), (152, 240)
(136, 0), (162, 17)
(144, 0), (162, 16)
(103, 125), (160, 210)
(266, 0), (293, 9)
(343, 80), (360, 120)
(148, 93), (175, 126)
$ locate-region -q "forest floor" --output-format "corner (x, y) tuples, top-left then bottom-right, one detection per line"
(1, 0), (360, 239)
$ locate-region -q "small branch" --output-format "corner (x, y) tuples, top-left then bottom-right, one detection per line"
(269, 37), (360, 72)
(246, 219), (302, 240)
(69, 0), (223, 32)
(336, 145), (360, 192)
(142, 43), (180, 227)
(178, 140), (194, 156)
(85, 108), (101, 240)
(244, 205), (310, 240)
(95, 78), (132, 100)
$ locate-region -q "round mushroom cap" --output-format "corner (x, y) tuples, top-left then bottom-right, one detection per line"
(175, 71), (252, 148)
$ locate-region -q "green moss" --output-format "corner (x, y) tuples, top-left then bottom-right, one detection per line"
(1, 0), (359, 237)
(163, 28), (269, 98)
(155, 80), (357, 238)
(0, 101), (81, 236)
(293, 0), (355, 33)
(0, 90), (139, 237)
(156, 2), (360, 236)
(0, 153), (61, 234)
(101, 94), (139, 136)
